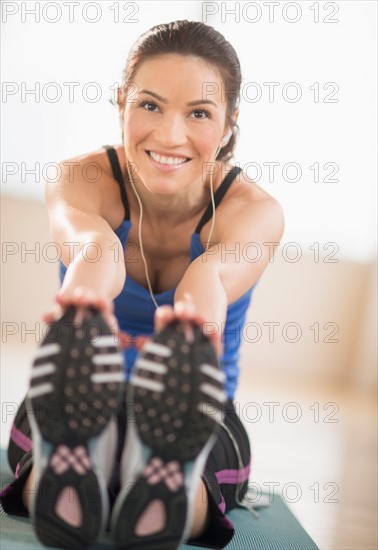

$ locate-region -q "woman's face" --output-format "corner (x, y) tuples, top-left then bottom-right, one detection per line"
(120, 54), (231, 194)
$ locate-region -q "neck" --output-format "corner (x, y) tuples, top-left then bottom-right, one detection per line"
(124, 161), (220, 228)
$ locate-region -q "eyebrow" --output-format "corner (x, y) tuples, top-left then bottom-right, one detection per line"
(138, 89), (218, 108)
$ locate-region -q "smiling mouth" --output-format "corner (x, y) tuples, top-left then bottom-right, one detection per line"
(146, 150), (191, 165)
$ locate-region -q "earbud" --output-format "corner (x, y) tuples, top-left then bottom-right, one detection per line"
(214, 129), (232, 161)
(220, 128), (232, 146)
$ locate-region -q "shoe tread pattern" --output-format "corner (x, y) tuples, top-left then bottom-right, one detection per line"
(132, 320), (225, 461)
(27, 306), (125, 550)
(29, 305), (124, 445)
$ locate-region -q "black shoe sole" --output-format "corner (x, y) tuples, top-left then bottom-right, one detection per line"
(25, 306), (125, 549)
(111, 319), (227, 550)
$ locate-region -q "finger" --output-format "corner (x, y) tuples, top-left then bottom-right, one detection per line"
(106, 315), (119, 341)
(76, 289), (92, 307)
(42, 304), (64, 324)
(55, 293), (69, 306)
(42, 311), (56, 324)
(56, 291), (112, 315)
(154, 306), (175, 334)
(210, 332), (223, 358)
(174, 299), (196, 319)
(96, 296), (114, 315)
(55, 291), (78, 308)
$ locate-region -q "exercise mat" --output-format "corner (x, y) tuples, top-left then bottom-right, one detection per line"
(0, 448), (319, 550)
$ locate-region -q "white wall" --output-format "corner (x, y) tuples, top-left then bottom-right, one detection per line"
(2, 1), (376, 264)
(1, 1), (202, 191)
(203, 1), (377, 264)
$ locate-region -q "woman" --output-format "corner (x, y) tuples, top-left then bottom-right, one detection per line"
(0, 20), (284, 550)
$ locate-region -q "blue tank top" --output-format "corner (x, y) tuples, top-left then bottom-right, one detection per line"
(58, 145), (258, 400)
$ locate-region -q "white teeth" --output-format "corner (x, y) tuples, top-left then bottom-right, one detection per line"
(149, 151), (188, 165)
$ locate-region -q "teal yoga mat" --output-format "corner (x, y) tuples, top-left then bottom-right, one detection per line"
(0, 448), (319, 550)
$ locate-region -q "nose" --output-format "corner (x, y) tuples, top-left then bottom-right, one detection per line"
(154, 114), (187, 148)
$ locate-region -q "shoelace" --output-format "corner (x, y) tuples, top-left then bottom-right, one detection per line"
(219, 420), (271, 519)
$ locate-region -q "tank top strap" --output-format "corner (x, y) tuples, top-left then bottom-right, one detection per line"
(103, 145), (130, 221)
(194, 165), (243, 234)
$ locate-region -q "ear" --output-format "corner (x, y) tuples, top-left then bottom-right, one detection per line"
(220, 129), (232, 145)
(223, 108), (239, 135)
(231, 107), (239, 127)
(117, 87), (125, 117)
(117, 88), (126, 134)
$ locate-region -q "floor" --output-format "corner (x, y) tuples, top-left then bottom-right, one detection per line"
(1, 341), (377, 550)
(235, 369), (378, 550)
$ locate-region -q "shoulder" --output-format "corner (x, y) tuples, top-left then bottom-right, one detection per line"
(204, 163), (285, 301)
(54, 145), (115, 182)
(45, 146), (122, 224)
(216, 162), (285, 232)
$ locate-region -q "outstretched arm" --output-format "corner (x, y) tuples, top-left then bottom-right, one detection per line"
(44, 158), (126, 328)
(157, 196), (285, 357)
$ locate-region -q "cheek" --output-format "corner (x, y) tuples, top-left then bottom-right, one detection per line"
(124, 110), (152, 141)
(195, 129), (221, 157)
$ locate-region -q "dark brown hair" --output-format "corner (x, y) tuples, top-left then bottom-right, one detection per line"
(116, 20), (242, 161)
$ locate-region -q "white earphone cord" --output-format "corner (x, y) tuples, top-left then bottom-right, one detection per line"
(125, 144), (221, 310)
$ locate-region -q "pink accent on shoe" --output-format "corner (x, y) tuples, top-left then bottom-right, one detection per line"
(10, 425), (33, 452)
(68, 455), (86, 475)
(144, 459), (183, 492)
(165, 471), (184, 492)
(79, 454), (91, 470)
(144, 465), (153, 477)
(165, 475), (178, 492)
(50, 446), (90, 476)
(148, 472), (162, 485)
(215, 463), (251, 485)
(54, 460), (69, 475)
(134, 499), (166, 536)
(166, 461), (179, 472)
(55, 486), (83, 527)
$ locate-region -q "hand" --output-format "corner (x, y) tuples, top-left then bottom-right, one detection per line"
(42, 287), (118, 338)
(153, 293), (223, 358)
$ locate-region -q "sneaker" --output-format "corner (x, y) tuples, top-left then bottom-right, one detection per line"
(25, 305), (125, 549)
(111, 318), (227, 550)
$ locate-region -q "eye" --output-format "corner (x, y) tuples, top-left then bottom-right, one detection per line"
(191, 109), (211, 119)
(139, 101), (159, 112)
